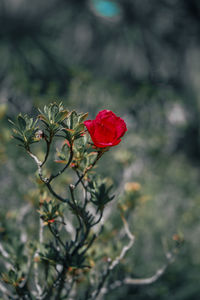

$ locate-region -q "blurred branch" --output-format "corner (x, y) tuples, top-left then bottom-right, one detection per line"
(0, 242), (10, 259)
(0, 282), (14, 299)
(109, 214), (135, 271)
(124, 258), (172, 285)
(0, 242), (13, 270)
(33, 219), (44, 298)
(90, 214), (135, 300)
(99, 252), (174, 299)
(17, 204), (32, 224)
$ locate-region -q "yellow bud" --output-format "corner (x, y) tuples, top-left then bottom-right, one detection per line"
(89, 259), (95, 268)
(118, 203), (128, 212)
(124, 182), (141, 192)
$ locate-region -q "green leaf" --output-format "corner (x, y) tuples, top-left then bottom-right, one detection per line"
(75, 123), (85, 133)
(69, 111), (78, 129)
(57, 110), (69, 122)
(62, 129), (73, 143)
(8, 119), (16, 126)
(78, 112), (88, 123)
(51, 103), (59, 115)
(17, 115), (26, 131)
(12, 136), (24, 143)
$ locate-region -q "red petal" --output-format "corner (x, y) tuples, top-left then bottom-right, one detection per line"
(84, 120), (95, 135)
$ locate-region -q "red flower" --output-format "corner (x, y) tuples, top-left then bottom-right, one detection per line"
(84, 110), (127, 148)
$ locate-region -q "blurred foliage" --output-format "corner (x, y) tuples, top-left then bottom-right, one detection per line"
(1, 0), (200, 299)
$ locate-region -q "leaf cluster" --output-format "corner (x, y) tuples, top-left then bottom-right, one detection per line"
(2, 269), (25, 287)
(9, 103), (90, 157)
(88, 177), (115, 211)
(69, 203), (95, 228)
(9, 114), (38, 148)
(39, 241), (87, 269)
(39, 243), (63, 266)
(38, 102), (69, 137)
(61, 111), (88, 145)
(37, 200), (62, 225)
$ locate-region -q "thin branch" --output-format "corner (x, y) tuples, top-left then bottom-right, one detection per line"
(33, 219), (44, 298)
(54, 265), (68, 300)
(26, 149), (48, 183)
(75, 169), (89, 208)
(48, 224), (66, 250)
(75, 169), (88, 190)
(124, 263), (169, 285)
(109, 215), (135, 271)
(73, 151), (104, 189)
(60, 278), (75, 300)
(71, 227), (90, 256)
(27, 148), (70, 203)
(89, 261), (111, 300)
(90, 215), (135, 300)
(45, 182), (68, 203)
(73, 225), (81, 245)
(48, 146), (73, 183)
(80, 234), (96, 256)
(91, 210), (103, 227)
(99, 252), (174, 299)
(41, 139), (51, 167)
(69, 184), (82, 228)
(17, 204), (32, 224)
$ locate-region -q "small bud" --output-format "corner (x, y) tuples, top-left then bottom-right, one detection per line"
(125, 182), (141, 192)
(172, 233), (184, 249)
(68, 267), (74, 273)
(13, 282), (19, 287)
(172, 234), (184, 243)
(35, 130), (44, 140)
(34, 255), (41, 263)
(70, 162), (77, 168)
(48, 219), (55, 224)
(172, 234), (179, 241)
(118, 203), (128, 212)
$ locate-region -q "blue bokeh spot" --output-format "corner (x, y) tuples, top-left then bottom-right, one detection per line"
(92, 0), (121, 17)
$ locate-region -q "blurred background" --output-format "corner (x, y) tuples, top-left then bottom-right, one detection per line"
(1, 0), (200, 299)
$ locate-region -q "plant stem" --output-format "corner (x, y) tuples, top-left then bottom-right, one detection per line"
(49, 145), (73, 183)
(73, 151), (104, 189)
